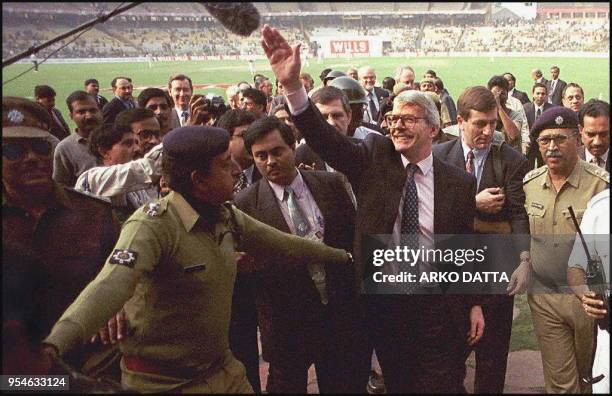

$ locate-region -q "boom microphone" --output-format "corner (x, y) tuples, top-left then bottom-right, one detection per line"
(202, 2), (261, 37)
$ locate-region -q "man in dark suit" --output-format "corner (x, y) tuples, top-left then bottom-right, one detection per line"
(546, 66), (567, 106)
(168, 74), (194, 130)
(358, 66), (390, 125)
(577, 99), (610, 172)
(235, 116), (367, 393)
(261, 25), (484, 393)
(101, 76), (135, 125)
(504, 72), (530, 105)
(34, 85), (70, 140)
(524, 83), (555, 131)
(84, 78), (109, 110)
(433, 86), (532, 393)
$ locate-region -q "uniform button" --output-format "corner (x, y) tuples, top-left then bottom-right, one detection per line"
(553, 221), (557, 225)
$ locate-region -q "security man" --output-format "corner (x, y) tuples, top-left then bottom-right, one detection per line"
(42, 125), (353, 393)
(524, 106), (609, 393)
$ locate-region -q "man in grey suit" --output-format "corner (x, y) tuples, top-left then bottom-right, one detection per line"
(433, 86), (532, 393)
(546, 66), (567, 106)
(261, 25), (485, 393)
(577, 99), (610, 172)
(235, 116), (367, 393)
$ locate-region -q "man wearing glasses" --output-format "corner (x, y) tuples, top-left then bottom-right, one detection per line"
(2, 96), (120, 377)
(524, 106), (609, 393)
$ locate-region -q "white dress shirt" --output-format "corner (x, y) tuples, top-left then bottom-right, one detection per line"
(585, 148), (609, 170)
(175, 107), (189, 126)
(461, 136), (491, 190)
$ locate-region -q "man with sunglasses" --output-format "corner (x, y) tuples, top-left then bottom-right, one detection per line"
(524, 106), (609, 393)
(2, 96), (120, 377)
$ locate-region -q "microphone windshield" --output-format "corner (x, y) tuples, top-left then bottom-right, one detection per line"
(203, 2), (261, 37)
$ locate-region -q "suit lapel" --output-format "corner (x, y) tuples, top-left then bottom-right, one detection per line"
(301, 171), (334, 240)
(448, 139), (466, 170)
(257, 180), (291, 233)
(433, 157), (454, 234)
(384, 151), (407, 231)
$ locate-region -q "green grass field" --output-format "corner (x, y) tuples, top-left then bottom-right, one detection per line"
(2, 56), (609, 131)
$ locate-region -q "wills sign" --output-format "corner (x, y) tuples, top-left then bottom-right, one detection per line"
(330, 40), (370, 54)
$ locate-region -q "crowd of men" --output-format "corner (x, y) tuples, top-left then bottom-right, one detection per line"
(2, 24), (610, 395)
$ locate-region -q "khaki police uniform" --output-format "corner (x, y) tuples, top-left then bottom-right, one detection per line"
(524, 160), (609, 393)
(45, 190), (348, 393)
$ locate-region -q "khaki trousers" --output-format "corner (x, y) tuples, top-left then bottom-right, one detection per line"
(528, 293), (595, 393)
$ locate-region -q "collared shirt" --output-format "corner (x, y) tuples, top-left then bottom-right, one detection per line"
(52, 131), (98, 187)
(585, 148), (609, 169)
(267, 171), (325, 239)
(175, 107), (189, 126)
(534, 103), (545, 117)
(460, 135), (492, 190)
(119, 97), (134, 109)
(506, 96), (529, 148)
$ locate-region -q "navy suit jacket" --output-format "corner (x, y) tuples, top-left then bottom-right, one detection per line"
(102, 97), (134, 125)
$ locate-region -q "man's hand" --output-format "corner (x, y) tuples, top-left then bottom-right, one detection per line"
(90, 310), (128, 345)
(186, 94), (211, 126)
(581, 291), (607, 319)
(297, 162), (316, 171)
(261, 24), (302, 93)
(507, 260), (532, 296)
(475, 187), (505, 214)
(467, 305), (485, 346)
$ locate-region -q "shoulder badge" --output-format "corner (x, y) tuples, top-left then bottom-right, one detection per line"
(109, 249), (138, 267)
(584, 163), (610, 184)
(523, 166), (547, 184)
(145, 202), (162, 217)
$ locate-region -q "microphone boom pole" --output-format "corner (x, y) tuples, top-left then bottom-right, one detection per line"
(2, 2), (143, 68)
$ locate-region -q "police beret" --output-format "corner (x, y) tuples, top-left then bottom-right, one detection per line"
(162, 126), (229, 164)
(2, 96), (53, 139)
(530, 106), (579, 139)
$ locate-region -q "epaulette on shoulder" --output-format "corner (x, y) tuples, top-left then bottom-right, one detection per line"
(64, 187), (112, 205)
(584, 163), (610, 184)
(523, 166), (547, 184)
(142, 200), (168, 218)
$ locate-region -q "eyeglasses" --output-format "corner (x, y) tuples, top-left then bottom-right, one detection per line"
(385, 115), (427, 127)
(2, 140), (52, 161)
(536, 133), (577, 146)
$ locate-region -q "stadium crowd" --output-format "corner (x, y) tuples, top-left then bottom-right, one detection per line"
(2, 14), (610, 396)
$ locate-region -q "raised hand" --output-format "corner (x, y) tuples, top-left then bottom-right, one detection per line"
(260, 24), (302, 93)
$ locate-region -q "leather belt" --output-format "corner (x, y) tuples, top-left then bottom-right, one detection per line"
(123, 356), (217, 379)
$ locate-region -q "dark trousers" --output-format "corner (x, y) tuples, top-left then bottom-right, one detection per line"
(229, 272), (261, 393)
(460, 295), (514, 393)
(265, 300), (369, 394)
(364, 294), (465, 393)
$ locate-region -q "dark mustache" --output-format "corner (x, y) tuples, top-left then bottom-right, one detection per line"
(545, 150), (562, 158)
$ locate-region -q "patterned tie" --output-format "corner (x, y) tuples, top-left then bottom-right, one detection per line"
(465, 150), (475, 174)
(181, 111), (189, 126)
(400, 164), (420, 294)
(284, 186), (327, 304)
(536, 107), (542, 119)
(233, 171), (248, 194)
(590, 156), (604, 169)
(368, 91), (378, 123)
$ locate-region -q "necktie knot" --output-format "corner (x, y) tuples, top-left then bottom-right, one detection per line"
(590, 156), (603, 168)
(466, 150), (475, 174)
(406, 163), (419, 178)
(283, 186), (293, 201)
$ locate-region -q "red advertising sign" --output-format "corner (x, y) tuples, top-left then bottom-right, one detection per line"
(330, 40), (370, 54)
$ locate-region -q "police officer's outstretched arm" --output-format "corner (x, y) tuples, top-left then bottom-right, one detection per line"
(43, 217), (168, 356)
(232, 205), (349, 267)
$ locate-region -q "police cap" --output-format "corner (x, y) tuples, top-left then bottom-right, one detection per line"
(2, 96), (53, 139)
(530, 106), (579, 139)
(323, 70), (347, 82)
(328, 76), (368, 105)
(162, 126), (229, 165)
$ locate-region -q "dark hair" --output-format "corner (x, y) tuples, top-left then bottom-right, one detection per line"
(217, 108), (257, 136)
(319, 68), (332, 82)
(110, 76), (132, 89)
(269, 104), (287, 116)
(551, 65), (560, 72)
(382, 77), (396, 92)
(562, 83), (584, 98)
(503, 72), (516, 83)
(241, 88), (267, 108)
(578, 99), (609, 126)
(532, 82), (547, 94)
(253, 73), (266, 84)
(254, 76), (269, 90)
(457, 86), (497, 120)
(84, 78), (99, 86)
(65, 91), (95, 113)
(243, 116), (296, 155)
(299, 73), (314, 85)
(137, 88), (171, 109)
(167, 74), (193, 91)
(88, 123), (132, 160)
(424, 69), (437, 78)
(432, 77), (444, 91)
(487, 75), (509, 91)
(310, 86), (350, 115)
(114, 108), (156, 131)
(34, 85), (56, 99)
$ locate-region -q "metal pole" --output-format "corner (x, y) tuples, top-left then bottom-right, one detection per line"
(2, 2), (143, 68)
